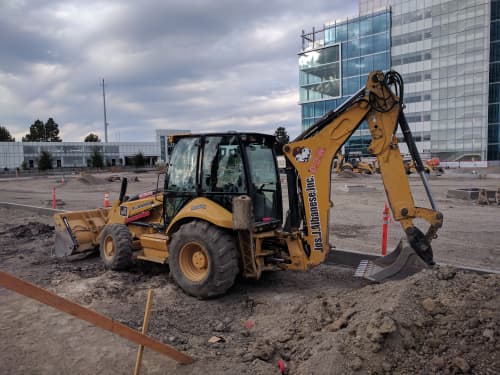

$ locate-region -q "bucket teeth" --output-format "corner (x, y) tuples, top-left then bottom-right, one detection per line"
(354, 260), (372, 277)
(353, 240), (430, 282)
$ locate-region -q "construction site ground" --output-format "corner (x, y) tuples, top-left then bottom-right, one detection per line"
(0, 170), (499, 374)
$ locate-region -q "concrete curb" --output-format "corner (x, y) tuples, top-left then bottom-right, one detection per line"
(327, 248), (500, 275)
(0, 202), (66, 216)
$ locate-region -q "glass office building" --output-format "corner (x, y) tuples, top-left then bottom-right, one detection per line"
(300, 9), (391, 154)
(302, 0), (500, 164)
(489, 0), (500, 161)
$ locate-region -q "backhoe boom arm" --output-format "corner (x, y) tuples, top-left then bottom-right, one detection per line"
(283, 71), (443, 269)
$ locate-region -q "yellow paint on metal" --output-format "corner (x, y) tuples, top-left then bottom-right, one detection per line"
(284, 102), (370, 267)
(166, 197), (232, 232)
(102, 233), (116, 260)
(179, 242), (209, 282)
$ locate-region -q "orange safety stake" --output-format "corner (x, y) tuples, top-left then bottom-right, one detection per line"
(52, 186), (57, 209)
(103, 192), (110, 207)
(381, 202), (389, 256)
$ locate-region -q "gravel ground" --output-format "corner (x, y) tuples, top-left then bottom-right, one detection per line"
(0, 170), (499, 374)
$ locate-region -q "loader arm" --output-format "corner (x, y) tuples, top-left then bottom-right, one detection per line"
(283, 71), (443, 268)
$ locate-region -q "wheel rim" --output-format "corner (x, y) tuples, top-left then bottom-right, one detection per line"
(179, 242), (209, 282)
(103, 235), (116, 260)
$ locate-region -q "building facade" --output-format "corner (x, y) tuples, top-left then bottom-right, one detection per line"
(0, 141), (159, 170)
(0, 129), (190, 170)
(155, 129), (190, 162)
(301, 0), (500, 164)
(300, 9), (391, 155)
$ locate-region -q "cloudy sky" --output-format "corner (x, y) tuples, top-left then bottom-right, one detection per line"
(0, 0), (357, 142)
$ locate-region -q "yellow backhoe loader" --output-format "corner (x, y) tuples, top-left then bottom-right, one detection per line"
(404, 159), (444, 176)
(54, 71), (443, 298)
(337, 152), (377, 175)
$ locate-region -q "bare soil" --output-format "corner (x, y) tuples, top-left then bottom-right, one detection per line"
(0, 170), (499, 374)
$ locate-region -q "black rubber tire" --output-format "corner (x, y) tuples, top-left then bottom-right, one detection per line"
(169, 220), (239, 299)
(99, 224), (133, 270)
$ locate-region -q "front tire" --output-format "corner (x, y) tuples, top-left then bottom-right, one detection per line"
(169, 220), (239, 298)
(99, 224), (133, 270)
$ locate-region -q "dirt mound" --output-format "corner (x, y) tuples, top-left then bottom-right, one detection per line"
(77, 173), (106, 185)
(6, 222), (54, 238)
(0, 213), (499, 374)
(49, 266), (499, 374)
(286, 267), (500, 374)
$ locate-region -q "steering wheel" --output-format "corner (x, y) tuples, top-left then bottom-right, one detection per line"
(257, 182), (275, 193)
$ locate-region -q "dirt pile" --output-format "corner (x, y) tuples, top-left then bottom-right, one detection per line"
(285, 268), (500, 374)
(77, 173), (106, 185)
(0, 214), (499, 374)
(10, 222), (54, 238)
(49, 265), (499, 374)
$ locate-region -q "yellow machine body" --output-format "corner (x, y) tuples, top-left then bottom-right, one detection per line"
(54, 70), (443, 298)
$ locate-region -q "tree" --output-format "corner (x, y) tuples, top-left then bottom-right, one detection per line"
(0, 125), (15, 141)
(274, 126), (290, 155)
(90, 147), (104, 168)
(133, 152), (146, 167)
(84, 133), (101, 142)
(23, 118), (62, 142)
(38, 150), (53, 170)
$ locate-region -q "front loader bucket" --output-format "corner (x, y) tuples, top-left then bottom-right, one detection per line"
(54, 225), (78, 257)
(53, 209), (109, 257)
(354, 240), (430, 282)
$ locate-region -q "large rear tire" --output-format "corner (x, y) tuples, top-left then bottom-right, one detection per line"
(99, 224), (133, 270)
(169, 220), (239, 298)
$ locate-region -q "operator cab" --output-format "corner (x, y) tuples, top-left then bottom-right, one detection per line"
(164, 133), (282, 229)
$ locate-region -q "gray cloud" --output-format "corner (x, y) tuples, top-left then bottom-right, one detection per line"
(0, 0), (358, 141)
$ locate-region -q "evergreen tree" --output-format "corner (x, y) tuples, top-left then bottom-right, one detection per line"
(133, 152), (146, 167)
(23, 118), (62, 142)
(84, 133), (101, 142)
(273, 126), (290, 155)
(90, 147), (104, 168)
(0, 125), (15, 141)
(38, 151), (53, 170)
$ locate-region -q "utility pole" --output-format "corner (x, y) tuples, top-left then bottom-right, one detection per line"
(102, 78), (109, 143)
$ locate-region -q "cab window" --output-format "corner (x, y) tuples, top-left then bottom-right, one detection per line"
(167, 137), (199, 192)
(202, 136), (246, 193)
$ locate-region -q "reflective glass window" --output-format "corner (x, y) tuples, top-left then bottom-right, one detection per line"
(372, 13), (388, 34)
(373, 52), (390, 70)
(314, 101), (325, 117)
(167, 137), (199, 192)
(302, 103), (314, 118)
(336, 24), (348, 42)
(343, 76), (361, 96)
(347, 20), (359, 40)
(359, 17), (372, 37)
(325, 27), (335, 44)
(488, 104), (500, 124)
(347, 40), (360, 59)
(489, 83), (500, 103)
(359, 55), (373, 75)
(344, 57), (360, 77)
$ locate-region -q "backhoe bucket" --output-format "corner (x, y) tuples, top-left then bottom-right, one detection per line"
(53, 209), (109, 257)
(354, 240), (430, 282)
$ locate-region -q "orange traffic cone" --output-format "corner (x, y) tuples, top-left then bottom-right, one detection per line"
(381, 203), (389, 256)
(104, 192), (110, 207)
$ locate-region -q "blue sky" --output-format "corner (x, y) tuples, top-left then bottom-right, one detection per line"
(0, 0), (358, 142)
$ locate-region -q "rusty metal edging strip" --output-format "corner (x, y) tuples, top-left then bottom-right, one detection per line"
(0, 270), (193, 365)
(327, 248), (500, 275)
